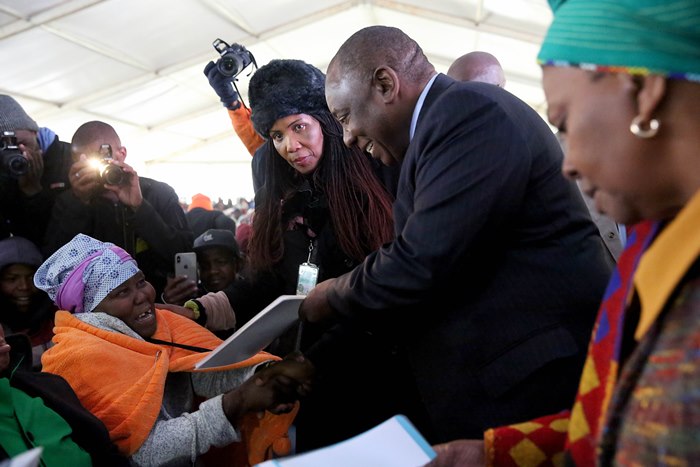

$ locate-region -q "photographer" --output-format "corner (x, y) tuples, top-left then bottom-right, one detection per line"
(0, 95), (73, 245)
(43, 121), (193, 298)
(203, 41), (268, 194)
(203, 41), (400, 197)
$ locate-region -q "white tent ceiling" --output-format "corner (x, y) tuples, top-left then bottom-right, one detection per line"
(0, 0), (552, 201)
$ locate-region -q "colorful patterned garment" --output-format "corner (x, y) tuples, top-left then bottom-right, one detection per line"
(485, 221), (658, 466)
(600, 276), (700, 465)
(600, 189), (700, 465)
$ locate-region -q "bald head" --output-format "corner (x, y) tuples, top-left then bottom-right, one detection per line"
(447, 51), (506, 87)
(71, 120), (124, 161)
(327, 25), (435, 87)
(325, 26), (437, 165)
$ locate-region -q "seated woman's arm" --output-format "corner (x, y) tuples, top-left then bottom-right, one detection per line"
(131, 395), (236, 466)
(191, 363), (256, 398)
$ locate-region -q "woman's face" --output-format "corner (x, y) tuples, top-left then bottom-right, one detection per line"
(269, 113), (324, 175)
(198, 247), (238, 292)
(542, 66), (676, 223)
(95, 271), (157, 339)
(0, 264), (40, 313)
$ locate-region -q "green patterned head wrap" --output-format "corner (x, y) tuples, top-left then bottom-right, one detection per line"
(538, 0), (700, 82)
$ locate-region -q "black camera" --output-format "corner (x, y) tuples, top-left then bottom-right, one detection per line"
(95, 144), (127, 186)
(212, 38), (256, 78)
(0, 131), (29, 179)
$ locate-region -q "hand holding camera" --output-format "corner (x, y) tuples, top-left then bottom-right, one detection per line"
(204, 61), (240, 110)
(70, 145), (141, 208)
(203, 39), (257, 111)
(0, 131), (29, 179)
(1, 131), (45, 196)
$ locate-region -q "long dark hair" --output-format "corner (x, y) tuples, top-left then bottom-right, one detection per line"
(248, 110), (394, 273)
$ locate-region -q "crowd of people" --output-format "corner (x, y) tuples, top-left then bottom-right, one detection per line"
(1, 0), (699, 465)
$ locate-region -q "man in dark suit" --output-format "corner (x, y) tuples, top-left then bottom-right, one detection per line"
(300, 26), (613, 443)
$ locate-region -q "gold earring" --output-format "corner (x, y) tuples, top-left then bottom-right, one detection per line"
(630, 115), (660, 139)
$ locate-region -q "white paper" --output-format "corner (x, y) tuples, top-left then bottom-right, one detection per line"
(256, 415), (435, 467)
(0, 448), (43, 467)
(195, 295), (304, 369)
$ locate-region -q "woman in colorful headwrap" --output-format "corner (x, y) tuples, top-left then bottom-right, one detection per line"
(35, 234), (314, 466)
(425, 1), (700, 466)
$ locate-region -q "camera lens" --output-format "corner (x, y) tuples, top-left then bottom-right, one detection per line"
(101, 164), (126, 186)
(1, 152), (28, 178)
(221, 56), (236, 74)
(7, 154), (29, 177)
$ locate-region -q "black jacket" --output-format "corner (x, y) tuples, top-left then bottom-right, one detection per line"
(1, 369), (128, 466)
(224, 182), (358, 325)
(43, 177), (193, 297)
(186, 207), (236, 239)
(0, 136), (72, 244)
(327, 76), (614, 442)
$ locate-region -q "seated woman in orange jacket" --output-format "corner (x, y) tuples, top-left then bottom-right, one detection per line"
(34, 233), (313, 466)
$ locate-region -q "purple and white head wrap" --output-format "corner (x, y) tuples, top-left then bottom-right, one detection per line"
(34, 234), (139, 313)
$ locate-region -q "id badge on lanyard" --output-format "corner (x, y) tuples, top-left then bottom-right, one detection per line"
(297, 240), (319, 295)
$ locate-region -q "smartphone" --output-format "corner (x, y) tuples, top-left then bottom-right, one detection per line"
(174, 252), (198, 283)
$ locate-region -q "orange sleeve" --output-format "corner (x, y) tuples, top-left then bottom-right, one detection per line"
(485, 411), (570, 467)
(228, 106), (264, 156)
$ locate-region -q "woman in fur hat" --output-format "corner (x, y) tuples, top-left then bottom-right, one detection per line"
(183, 60), (414, 452)
(244, 59), (394, 308)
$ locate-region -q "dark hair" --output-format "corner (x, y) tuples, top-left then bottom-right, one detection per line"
(248, 110), (394, 273)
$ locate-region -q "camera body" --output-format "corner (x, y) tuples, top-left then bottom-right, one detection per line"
(213, 38), (256, 78)
(0, 131), (29, 179)
(94, 144), (127, 186)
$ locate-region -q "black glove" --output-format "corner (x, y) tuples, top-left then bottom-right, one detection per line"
(204, 61), (241, 110)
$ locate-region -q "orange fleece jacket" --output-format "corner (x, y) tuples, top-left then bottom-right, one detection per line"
(41, 309), (276, 456)
(229, 106), (264, 156)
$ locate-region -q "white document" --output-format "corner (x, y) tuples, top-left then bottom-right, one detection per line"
(195, 295), (304, 369)
(256, 415), (436, 467)
(0, 448), (43, 467)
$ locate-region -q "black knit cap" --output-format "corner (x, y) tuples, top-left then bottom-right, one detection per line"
(248, 59), (327, 137)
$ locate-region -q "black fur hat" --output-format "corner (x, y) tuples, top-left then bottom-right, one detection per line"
(248, 59), (327, 137)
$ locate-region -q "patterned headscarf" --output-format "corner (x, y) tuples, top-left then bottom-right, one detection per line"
(539, 0), (700, 82)
(34, 234), (139, 313)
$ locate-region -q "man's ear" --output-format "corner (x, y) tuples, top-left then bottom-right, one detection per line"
(634, 74), (667, 121)
(372, 66), (399, 103)
(116, 145), (127, 162)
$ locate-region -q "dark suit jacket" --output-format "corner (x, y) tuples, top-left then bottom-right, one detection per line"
(327, 75), (613, 442)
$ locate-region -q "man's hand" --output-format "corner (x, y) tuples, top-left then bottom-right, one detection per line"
(102, 160), (143, 209)
(17, 142), (43, 196)
(424, 439), (485, 467)
(69, 154), (102, 204)
(203, 60), (241, 110)
(299, 278), (338, 324)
